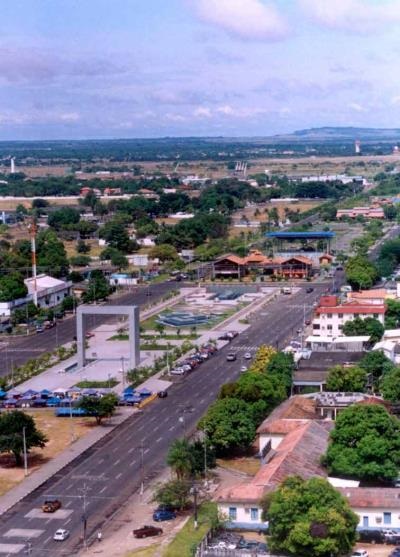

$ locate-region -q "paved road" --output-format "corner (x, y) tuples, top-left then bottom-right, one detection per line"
(0, 285), (325, 556)
(0, 282), (178, 376)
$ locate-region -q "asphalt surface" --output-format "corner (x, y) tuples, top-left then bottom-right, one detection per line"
(0, 281), (178, 376)
(0, 284), (326, 556)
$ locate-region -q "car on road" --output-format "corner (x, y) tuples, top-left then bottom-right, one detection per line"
(35, 327), (44, 334)
(133, 525), (163, 538)
(53, 529), (69, 541)
(240, 365), (247, 372)
(42, 500), (62, 513)
(218, 333), (231, 341)
(153, 509), (176, 522)
(306, 287), (314, 293)
(390, 549), (400, 557)
(226, 353), (237, 361)
(157, 390), (168, 398)
(351, 550), (369, 557)
(243, 352), (252, 360)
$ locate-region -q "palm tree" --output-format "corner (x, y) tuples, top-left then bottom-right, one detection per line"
(167, 439), (193, 480)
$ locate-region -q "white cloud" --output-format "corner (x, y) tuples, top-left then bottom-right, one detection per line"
(59, 112), (80, 122)
(191, 0), (289, 41)
(348, 102), (367, 112)
(300, 0), (400, 33)
(193, 106), (212, 117)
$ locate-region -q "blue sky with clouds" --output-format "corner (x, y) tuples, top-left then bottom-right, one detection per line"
(2, 0), (400, 139)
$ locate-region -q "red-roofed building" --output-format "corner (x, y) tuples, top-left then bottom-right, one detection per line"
(339, 488), (400, 530)
(312, 296), (386, 337)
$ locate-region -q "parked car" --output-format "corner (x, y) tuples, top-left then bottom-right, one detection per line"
(228, 330), (239, 338)
(226, 353), (237, 362)
(244, 352), (252, 360)
(152, 509), (176, 522)
(35, 327), (44, 334)
(42, 499), (62, 513)
(306, 287), (314, 293)
(218, 333), (231, 341)
(240, 366), (247, 372)
(352, 550), (369, 557)
(358, 529), (385, 543)
(53, 529), (69, 541)
(157, 390), (168, 398)
(133, 525), (163, 538)
(170, 368), (186, 376)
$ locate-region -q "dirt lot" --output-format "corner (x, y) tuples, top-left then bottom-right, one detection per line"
(0, 408), (94, 496)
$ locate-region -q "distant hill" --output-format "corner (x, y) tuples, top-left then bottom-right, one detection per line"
(285, 127), (400, 142)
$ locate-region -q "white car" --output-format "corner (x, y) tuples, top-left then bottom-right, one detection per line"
(240, 366), (247, 372)
(352, 550), (368, 557)
(244, 352), (252, 360)
(170, 367), (185, 375)
(53, 529), (70, 541)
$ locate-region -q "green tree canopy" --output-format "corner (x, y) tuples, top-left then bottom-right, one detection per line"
(323, 404), (400, 482)
(37, 230), (69, 277)
(342, 316), (384, 343)
(0, 272), (27, 302)
(358, 350), (394, 383)
(326, 365), (367, 392)
(152, 479), (191, 511)
(82, 270), (111, 303)
(380, 367), (400, 402)
(99, 219), (133, 253)
(345, 255), (379, 290)
(78, 393), (118, 424)
(149, 244), (179, 262)
(198, 398), (257, 455)
(166, 439), (193, 480)
(265, 352), (295, 395)
(0, 410), (48, 465)
(266, 476), (358, 557)
(47, 207), (81, 230)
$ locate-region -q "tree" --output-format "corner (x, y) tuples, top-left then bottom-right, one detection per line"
(326, 365), (366, 392)
(167, 439), (193, 480)
(385, 299), (400, 329)
(47, 207), (81, 230)
(36, 230), (69, 277)
(345, 255), (379, 290)
(190, 440), (216, 476)
(149, 244), (179, 262)
(61, 295), (76, 312)
(70, 255), (91, 267)
(384, 204), (398, 220)
(248, 345), (276, 373)
(0, 410), (48, 466)
(99, 220), (132, 253)
(82, 270), (111, 303)
(266, 476), (358, 557)
(78, 394), (118, 425)
(155, 322), (165, 337)
(0, 272), (27, 302)
(152, 479), (191, 511)
(323, 404), (400, 482)
(198, 398), (257, 455)
(265, 352), (295, 395)
(32, 198), (49, 209)
(100, 247), (128, 269)
(77, 240), (90, 254)
(342, 316), (384, 343)
(358, 350), (394, 384)
(380, 367), (400, 402)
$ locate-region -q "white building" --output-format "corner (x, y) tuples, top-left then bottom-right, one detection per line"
(24, 274), (72, 310)
(339, 488), (400, 530)
(312, 295), (385, 337)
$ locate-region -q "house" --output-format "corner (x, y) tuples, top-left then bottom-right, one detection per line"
(314, 392), (386, 420)
(319, 253), (333, 266)
(336, 207), (385, 219)
(216, 420), (330, 530)
(372, 339), (400, 364)
(339, 488), (400, 530)
(109, 273), (138, 287)
(312, 295), (386, 337)
(347, 289), (390, 305)
(305, 335), (370, 352)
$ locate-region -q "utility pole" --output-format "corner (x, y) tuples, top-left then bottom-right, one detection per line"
(25, 541), (32, 556)
(79, 483), (91, 550)
(120, 356), (125, 391)
(69, 398), (75, 445)
(140, 442), (144, 498)
(22, 427), (28, 477)
(190, 485), (198, 529)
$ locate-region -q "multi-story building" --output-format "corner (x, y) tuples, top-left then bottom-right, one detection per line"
(312, 295), (386, 337)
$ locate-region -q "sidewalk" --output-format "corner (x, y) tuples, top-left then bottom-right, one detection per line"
(0, 406), (136, 516)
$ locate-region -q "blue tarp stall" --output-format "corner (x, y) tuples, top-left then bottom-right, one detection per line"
(7, 389), (22, 398)
(124, 395), (142, 405)
(56, 407), (88, 417)
(23, 389), (39, 397)
(45, 397), (61, 407)
(40, 389), (53, 398)
(0, 389), (7, 399)
(123, 386), (135, 394)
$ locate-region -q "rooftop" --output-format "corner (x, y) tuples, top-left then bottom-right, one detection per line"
(338, 487), (400, 509)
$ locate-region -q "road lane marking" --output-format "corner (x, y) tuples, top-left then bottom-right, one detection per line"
(44, 536), (51, 544)
(156, 437), (163, 443)
(128, 447), (134, 454)
(113, 459), (121, 466)
(65, 518), (72, 525)
(116, 472), (122, 479)
(169, 425), (175, 431)
(144, 448), (150, 454)
(129, 460), (137, 467)
(98, 459), (104, 464)
(100, 486), (107, 494)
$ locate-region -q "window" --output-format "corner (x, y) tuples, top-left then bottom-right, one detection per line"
(250, 508), (259, 521)
(384, 512), (392, 525)
(338, 313), (343, 318)
(327, 325), (333, 331)
(228, 507), (237, 521)
(313, 324), (320, 330)
(327, 313), (333, 318)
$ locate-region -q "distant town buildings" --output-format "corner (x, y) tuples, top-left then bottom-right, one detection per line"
(336, 207), (385, 219)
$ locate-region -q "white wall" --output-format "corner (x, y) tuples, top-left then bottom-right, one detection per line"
(259, 433), (284, 452)
(353, 507), (400, 529)
(218, 502), (266, 528)
(313, 312), (385, 337)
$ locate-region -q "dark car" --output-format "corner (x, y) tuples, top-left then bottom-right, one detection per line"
(153, 509), (176, 522)
(218, 333), (231, 341)
(358, 529), (385, 543)
(306, 287), (314, 293)
(157, 390), (168, 398)
(42, 499), (62, 513)
(133, 525), (163, 538)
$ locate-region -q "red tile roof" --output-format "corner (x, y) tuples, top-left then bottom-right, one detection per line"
(257, 418), (309, 435)
(216, 421), (329, 504)
(316, 303), (386, 315)
(339, 488), (400, 509)
(257, 396), (317, 430)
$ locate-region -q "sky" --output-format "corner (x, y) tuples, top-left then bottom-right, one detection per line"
(2, 0), (400, 139)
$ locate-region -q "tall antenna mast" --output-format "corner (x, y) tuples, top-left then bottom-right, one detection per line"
(29, 220), (38, 306)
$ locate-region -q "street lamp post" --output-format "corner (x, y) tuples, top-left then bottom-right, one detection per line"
(190, 485), (199, 529)
(178, 415), (185, 436)
(120, 356), (125, 391)
(69, 399), (75, 446)
(79, 483), (91, 550)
